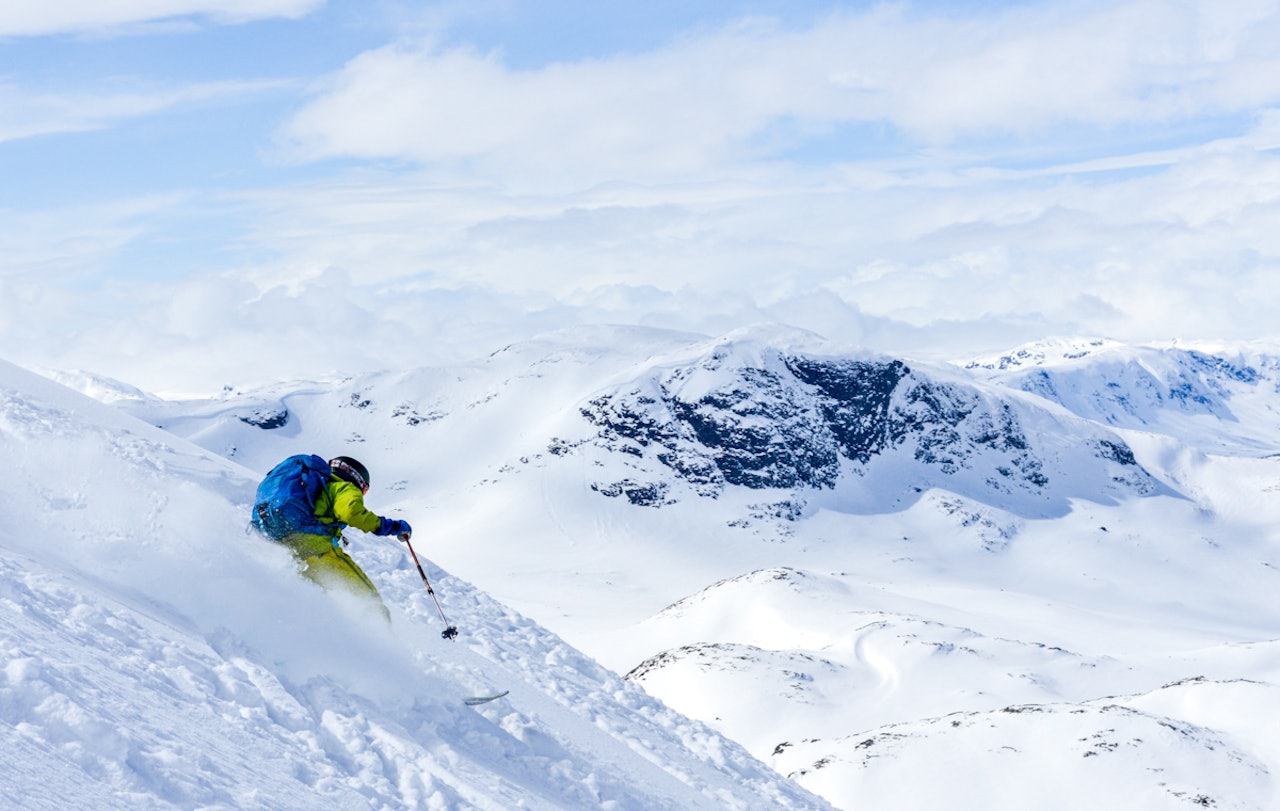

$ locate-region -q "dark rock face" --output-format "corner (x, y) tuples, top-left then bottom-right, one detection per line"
(578, 346), (1152, 511)
(887, 377), (1048, 487)
(784, 357), (906, 464)
(582, 357), (840, 497)
(665, 366), (838, 491)
(238, 408), (289, 429)
(590, 478), (671, 507)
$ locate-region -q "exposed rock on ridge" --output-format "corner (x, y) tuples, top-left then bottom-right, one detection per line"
(576, 341), (1158, 513)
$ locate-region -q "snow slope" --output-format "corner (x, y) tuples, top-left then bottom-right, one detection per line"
(63, 326), (1280, 810)
(0, 357), (831, 810)
(966, 337), (1280, 455)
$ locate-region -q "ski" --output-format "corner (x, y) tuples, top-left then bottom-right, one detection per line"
(463, 690), (509, 706)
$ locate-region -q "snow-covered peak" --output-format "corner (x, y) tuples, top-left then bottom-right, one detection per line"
(35, 366), (160, 404)
(967, 341), (1280, 454)
(573, 336), (1160, 515)
(963, 337), (1126, 371)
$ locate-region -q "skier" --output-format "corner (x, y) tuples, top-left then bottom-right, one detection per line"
(251, 455), (412, 615)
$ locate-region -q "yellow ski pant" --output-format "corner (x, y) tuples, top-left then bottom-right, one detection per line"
(281, 533), (388, 618)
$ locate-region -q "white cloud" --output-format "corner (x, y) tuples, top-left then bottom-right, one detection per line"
(0, 79), (288, 143)
(0, 0), (322, 36)
(0, 197), (168, 277)
(11, 117), (1280, 392)
(239, 128), (1280, 348)
(278, 1), (1280, 185)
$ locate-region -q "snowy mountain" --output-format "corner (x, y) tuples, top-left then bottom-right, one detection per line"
(41, 326), (1280, 810)
(0, 356), (831, 809)
(966, 337), (1280, 455)
(573, 329), (1161, 515)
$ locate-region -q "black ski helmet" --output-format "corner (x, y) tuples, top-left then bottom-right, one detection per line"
(329, 456), (370, 491)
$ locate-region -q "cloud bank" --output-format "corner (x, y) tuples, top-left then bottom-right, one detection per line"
(4, 1), (1280, 392)
(279, 3), (1280, 182)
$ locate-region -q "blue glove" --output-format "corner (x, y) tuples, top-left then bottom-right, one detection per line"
(378, 518), (412, 539)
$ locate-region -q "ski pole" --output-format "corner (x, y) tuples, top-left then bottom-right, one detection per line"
(402, 533), (458, 640)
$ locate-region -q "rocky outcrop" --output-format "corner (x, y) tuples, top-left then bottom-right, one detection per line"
(576, 342), (1156, 512)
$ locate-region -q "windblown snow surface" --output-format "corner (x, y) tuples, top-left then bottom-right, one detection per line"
(22, 326), (1280, 810)
(0, 357), (830, 810)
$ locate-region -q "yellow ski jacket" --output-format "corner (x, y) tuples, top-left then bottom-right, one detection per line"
(314, 478), (383, 536)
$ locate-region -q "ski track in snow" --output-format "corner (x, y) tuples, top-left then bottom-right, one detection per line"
(851, 622), (901, 704)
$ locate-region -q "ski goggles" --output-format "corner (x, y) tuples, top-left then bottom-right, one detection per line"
(330, 459), (369, 493)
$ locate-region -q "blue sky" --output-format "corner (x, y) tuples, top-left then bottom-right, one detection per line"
(4, 1), (1280, 392)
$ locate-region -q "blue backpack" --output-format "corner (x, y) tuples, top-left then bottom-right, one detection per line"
(251, 454), (334, 540)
